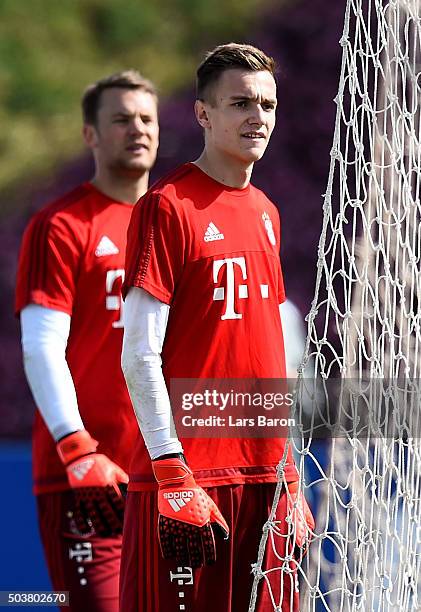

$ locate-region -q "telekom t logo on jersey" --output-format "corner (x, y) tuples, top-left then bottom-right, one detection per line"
(213, 257), (270, 319)
(213, 257), (248, 320)
(106, 269), (124, 328)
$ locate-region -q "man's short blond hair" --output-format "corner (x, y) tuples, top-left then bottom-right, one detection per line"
(82, 70), (158, 125)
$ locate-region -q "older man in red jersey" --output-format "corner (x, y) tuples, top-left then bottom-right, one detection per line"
(15, 70), (159, 612)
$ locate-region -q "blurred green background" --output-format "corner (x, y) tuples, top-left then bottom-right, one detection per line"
(0, 0), (279, 212)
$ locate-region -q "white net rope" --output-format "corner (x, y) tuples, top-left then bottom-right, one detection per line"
(250, 0), (421, 610)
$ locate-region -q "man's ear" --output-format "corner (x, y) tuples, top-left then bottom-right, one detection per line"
(194, 99), (211, 129)
(83, 123), (99, 149)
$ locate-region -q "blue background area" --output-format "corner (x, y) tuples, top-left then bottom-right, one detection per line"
(0, 443), (57, 610)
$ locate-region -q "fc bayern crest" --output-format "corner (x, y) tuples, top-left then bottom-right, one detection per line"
(262, 212), (276, 246)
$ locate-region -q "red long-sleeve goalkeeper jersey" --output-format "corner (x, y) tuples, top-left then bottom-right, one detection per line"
(16, 183), (139, 493)
(123, 163), (298, 490)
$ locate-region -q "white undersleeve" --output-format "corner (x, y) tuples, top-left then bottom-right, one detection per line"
(20, 304), (84, 441)
(121, 287), (183, 460)
(279, 300), (308, 377)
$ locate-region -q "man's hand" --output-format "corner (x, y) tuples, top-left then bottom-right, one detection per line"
(286, 481), (315, 556)
(153, 456), (229, 568)
(57, 430), (129, 536)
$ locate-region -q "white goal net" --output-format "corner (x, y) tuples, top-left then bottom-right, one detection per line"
(250, 0), (421, 610)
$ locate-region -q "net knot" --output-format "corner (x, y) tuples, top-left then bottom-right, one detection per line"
(262, 519), (275, 533)
(250, 563), (264, 580)
(330, 146), (341, 160)
(309, 586), (319, 598)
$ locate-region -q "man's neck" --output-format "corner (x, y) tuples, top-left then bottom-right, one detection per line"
(90, 170), (150, 204)
(193, 150), (253, 189)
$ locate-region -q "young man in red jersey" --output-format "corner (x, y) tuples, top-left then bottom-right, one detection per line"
(121, 44), (314, 611)
(15, 71), (159, 612)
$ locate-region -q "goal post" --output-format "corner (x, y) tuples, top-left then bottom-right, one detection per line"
(250, 1), (421, 610)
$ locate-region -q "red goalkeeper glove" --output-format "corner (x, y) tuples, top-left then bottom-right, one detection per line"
(57, 430), (129, 537)
(286, 481), (315, 556)
(152, 456), (229, 568)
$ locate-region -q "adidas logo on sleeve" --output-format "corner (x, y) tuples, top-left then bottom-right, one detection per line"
(204, 222), (224, 242)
